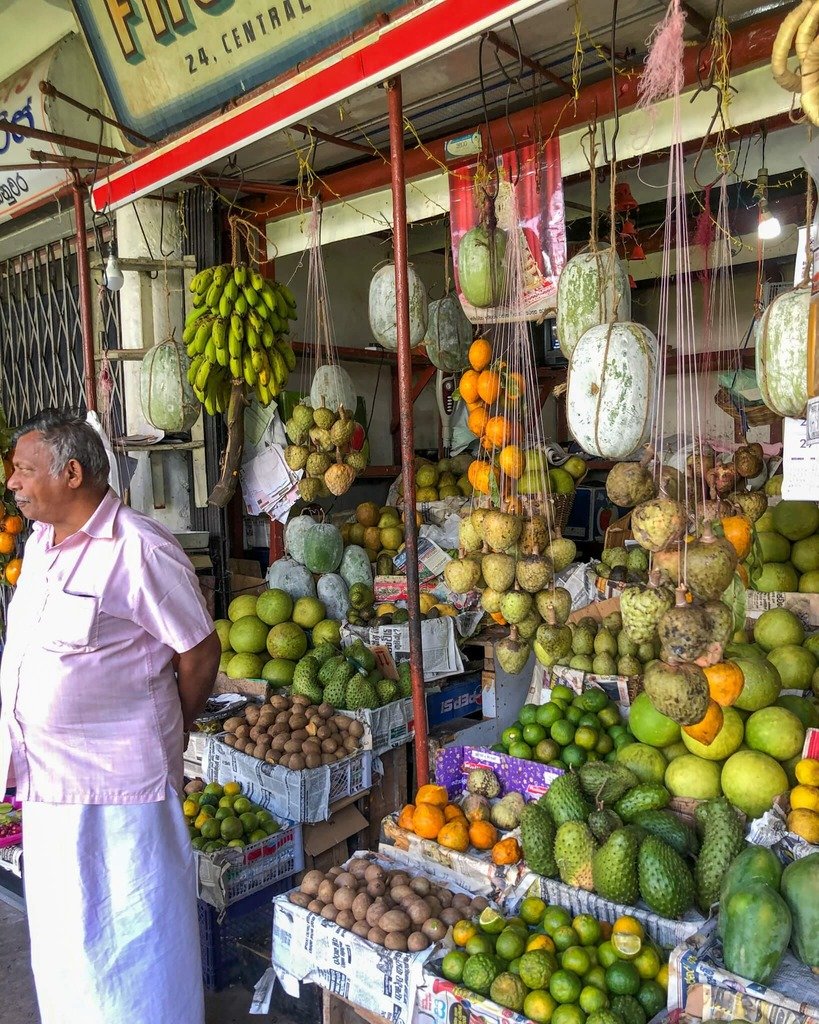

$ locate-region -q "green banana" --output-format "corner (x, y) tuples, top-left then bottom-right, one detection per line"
(254, 301), (269, 323)
(190, 267), (213, 295)
(274, 290), (289, 320)
(192, 319), (213, 354)
(195, 359), (212, 391)
(185, 340), (198, 358)
(205, 280), (224, 309)
(243, 285), (260, 308)
(235, 295), (249, 316)
(193, 386), (205, 403)
(251, 349), (264, 373)
(228, 333), (243, 359)
(187, 354), (204, 385)
(215, 343), (229, 368)
(204, 338), (217, 364)
(218, 293), (234, 319)
(269, 348), (288, 387)
(234, 264), (248, 287)
(250, 270), (265, 291)
(248, 310), (263, 332)
(229, 356), (242, 379)
(204, 394), (216, 417)
(246, 325), (261, 351)
(242, 350), (257, 387)
(229, 313), (244, 342)
(213, 265), (230, 287)
(266, 310), (282, 332)
(261, 325), (275, 348)
(192, 291), (207, 309)
(278, 282), (297, 309)
(261, 287), (277, 313)
(277, 340), (296, 372)
(212, 318), (227, 349)
(224, 278), (240, 302)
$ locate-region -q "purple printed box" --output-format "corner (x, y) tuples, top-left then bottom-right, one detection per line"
(435, 746), (564, 802)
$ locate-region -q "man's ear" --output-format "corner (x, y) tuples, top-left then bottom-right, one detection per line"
(65, 459), (85, 490)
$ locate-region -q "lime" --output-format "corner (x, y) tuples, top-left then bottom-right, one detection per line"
(562, 744), (587, 768)
(519, 896), (548, 925)
(218, 795), (236, 809)
(200, 818), (221, 840)
(496, 927), (527, 961)
(204, 840), (225, 852)
(578, 713), (601, 730)
(227, 839), (245, 848)
(549, 759), (568, 770)
(596, 941), (618, 969)
(595, 734), (614, 755)
(579, 688), (610, 713)
(182, 799), (199, 818)
(574, 726), (599, 751)
(561, 946), (591, 976)
(612, 917), (645, 960)
(466, 934), (496, 955)
(605, 961), (641, 996)
(637, 980), (666, 1018)
(537, 703), (565, 728)
(248, 829), (268, 842)
(220, 816), (244, 841)
(583, 966), (607, 991)
(551, 684), (575, 703)
(199, 793), (219, 807)
(551, 720), (576, 746)
(527, 934), (557, 954)
(608, 725), (629, 741)
(632, 945), (661, 980)
(599, 706), (623, 728)
(453, 920), (479, 947)
(541, 906), (572, 936)
(552, 1005), (586, 1024)
(223, 781), (241, 796)
(191, 835), (208, 850)
(214, 807), (233, 822)
(585, 947), (598, 966)
(479, 907), (508, 934)
(535, 739), (562, 762)
(519, 950), (558, 989)
(233, 796), (252, 815)
(524, 990), (558, 1024)
(655, 964), (669, 989)
(565, 706), (583, 725)
(552, 926), (580, 952)
(573, 915), (602, 947)
(549, 969), (583, 1004)
(239, 812), (259, 834)
(441, 950), (469, 982)
(523, 723), (548, 746)
(203, 782), (224, 798)
(579, 985), (609, 1013)
(610, 993), (647, 1024)
(519, 703), (540, 726)
(502, 726), (524, 747)
(509, 741), (534, 760)
(508, 958), (522, 975)
(505, 916), (528, 933)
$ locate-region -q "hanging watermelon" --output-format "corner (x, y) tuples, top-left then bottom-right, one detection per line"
(140, 337), (200, 432)
(368, 262), (428, 350)
(756, 285), (810, 418)
(425, 292), (473, 370)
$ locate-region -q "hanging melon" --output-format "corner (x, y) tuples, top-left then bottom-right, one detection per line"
(756, 285), (810, 418)
(302, 521), (344, 573)
(457, 225), (508, 309)
(310, 364), (357, 414)
(368, 262), (428, 351)
(140, 337), (200, 432)
(556, 250), (631, 358)
(425, 292), (473, 370)
(567, 321), (658, 459)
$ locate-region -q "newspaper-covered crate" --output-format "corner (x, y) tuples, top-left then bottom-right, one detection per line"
(345, 697), (414, 755)
(195, 817), (304, 911)
(745, 590), (819, 626)
(668, 918), (819, 1024)
(343, 614), (479, 682)
(203, 735), (373, 824)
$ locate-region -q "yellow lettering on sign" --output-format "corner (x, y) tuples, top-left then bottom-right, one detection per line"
(104, 0), (138, 59)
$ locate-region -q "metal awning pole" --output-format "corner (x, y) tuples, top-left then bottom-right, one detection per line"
(387, 76), (429, 787)
(71, 174), (97, 413)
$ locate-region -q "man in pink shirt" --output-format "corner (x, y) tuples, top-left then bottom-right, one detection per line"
(0, 410), (221, 1024)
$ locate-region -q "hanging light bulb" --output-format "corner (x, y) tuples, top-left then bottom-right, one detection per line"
(754, 166), (781, 241)
(103, 243), (124, 292)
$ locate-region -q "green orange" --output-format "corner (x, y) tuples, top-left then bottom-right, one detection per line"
(441, 950), (469, 982)
(605, 960), (641, 996)
(523, 990), (558, 1024)
(549, 969), (583, 1004)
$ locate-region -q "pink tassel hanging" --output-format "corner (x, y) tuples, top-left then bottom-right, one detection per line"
(637, 0), (687, 109)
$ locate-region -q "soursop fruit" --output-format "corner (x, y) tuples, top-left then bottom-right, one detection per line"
(543, 773), (592, 827)
(632, 809), (699, 857)
(397, 662), (412, 698)
(318, 655), (356, 688)
(614, 783), (671, 822)
(322, 678), (348, 709)
(554, 821), (597, 890)
(311, 642), (338, 667)
(520, 803), (557, 877)
(695, 798), (746, 912)
(579, 762), (639, 805)
(346, 638), (376, 673)
(466, 768), (502, 799)
(345, 675), (378, 710)
(588, 808), (624, 844)
(638, 836), (696, 918)
(291, 677), (322, 703)
(376, 678), (399, 705)
(621, 582), (675, 644)
(592, 827), (639, 905)
(292, 655), (319, 689)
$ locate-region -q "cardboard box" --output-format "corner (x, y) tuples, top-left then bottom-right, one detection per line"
(346, 697), (414, 755)
(228, 557), (267, 599)
(301, 803), (369, 873)
(436, 745), (564, 803)
(426, 674), (482, 726)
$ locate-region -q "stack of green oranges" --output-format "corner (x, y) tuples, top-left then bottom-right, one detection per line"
(494, 687), (634, 770)
(439, 901), (668, 1024)
(182, 780), (280, 853)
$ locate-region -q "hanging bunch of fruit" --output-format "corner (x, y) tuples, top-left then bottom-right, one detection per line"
(183, 263), (297, 414)
(284, 399), (367, 501)
(0, 410), (23, 588)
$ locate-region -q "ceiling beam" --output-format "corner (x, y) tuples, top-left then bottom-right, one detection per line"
(484, 30), (573, 94)
(681, 1), (711, 39)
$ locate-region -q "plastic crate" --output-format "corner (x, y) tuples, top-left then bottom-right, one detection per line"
(198, 878), (290, 992)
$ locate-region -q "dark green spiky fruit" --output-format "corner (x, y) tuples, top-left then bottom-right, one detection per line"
(695, 797), (746, 912)
(588, 808), (624, 844)
(592, 827), (639, 905)
(638, 836), (696, 918)
(614, 783), (671, 823)
(542, 772), (592, 827)
(631, 809), (699, 857)
(520, 803), (557, 877)
(554, 821), (597, 890)
(579, 762), (639, 805)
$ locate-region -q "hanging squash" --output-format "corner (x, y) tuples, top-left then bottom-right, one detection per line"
(368, 262), (428, 351)
(556, 250), (631, 358)
(140, 337), (200, 432)
(457, 225), (508, 309)
(567, 321), (658, 459)
(425, 292), (473, 370)
(310, 363), (357, 414)
(756, 285), (810, 418)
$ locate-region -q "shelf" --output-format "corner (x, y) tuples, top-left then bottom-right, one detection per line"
(359, 465), (402, 479)
(539, 347), (755, 385)
(114, 440), (205, 453)
(291, 341), (432, 368)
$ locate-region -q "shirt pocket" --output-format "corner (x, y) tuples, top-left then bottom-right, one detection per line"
(40, 591), (100, 653)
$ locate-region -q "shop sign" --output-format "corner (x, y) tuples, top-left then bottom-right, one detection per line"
(72, 0), (410, 141)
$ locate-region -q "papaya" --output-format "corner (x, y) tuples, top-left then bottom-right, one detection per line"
(780, 852), (819, 970)
(722, 882), (792, 984)
(717, 845), (782, 938)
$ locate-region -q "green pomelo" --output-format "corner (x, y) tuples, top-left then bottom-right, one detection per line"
(214, 618), (233, 652)
(732, 658), (782, 711)
(766, 645), (817, 690)
(776, 694), (819, 729)
(772, 500), (819, 541)
(261, 659), (296, 686)
(754, 609), (805, 651)
(721, 750), (788, 818)
(755, 510), (776, 532)
(226, 653), (264, 679)
(218, 651), (234, 672)
(681, 705), (744, 761)
(799, 570), (819, 593)
(665, 753), (722, 799)
(615, 743), (667, 784)
(724, 642), (765, 661)
(805, 634), (819, 657)
(266, 622), (308, 660)
(791, 535), (819, 573)
(628, 693), (681, 747)
(745, 706), (805, 760)
(256, 588), (294, 626)
(228, 594), (257, 622)
(312, 619), (342, 646)
(757, 533), (791, 564)
(292, 596), (326, 629)
(229, 615), (270, 654)
(663, 741), (689, 761)
(753, 563), (799, 593)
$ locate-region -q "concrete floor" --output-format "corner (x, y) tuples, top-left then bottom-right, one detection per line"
(0, 898), (279, 1024)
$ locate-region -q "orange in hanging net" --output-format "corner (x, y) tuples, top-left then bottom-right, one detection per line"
(483, 416), (515, 450)
(504, 372), (526, 403)
(468, 460), (498, 494)
(477, 369), (502, 404)
(467, 405), (490, 437)
(460, 369), (481, 404)
(499, 445), (525, 479)
(468, 338), (493, 372)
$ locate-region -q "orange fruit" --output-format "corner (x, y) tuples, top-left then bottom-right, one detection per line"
(397, 804), (415, 830)
(444, 803), (466, 822)
(460, 369), (480, 404)
(504, 371), (526, 402)
(720, 515), (752, 560)
(467, 460), (498, 495)
(682, 699), (724, 746)
(415, 784), (448, 807)
(437, 818), (469, 852)
(467, 405), (490, 437)
(453, 920), (479, 947)
(468, 337), (493, 372)
(703, 662), (744, 707)
(477, 369), (502, 404)
(0, 533), (14, 555)
(499, 444), (525, 479)
(2, 515), (23, 535)
(468, 820), (499, 850)
(4, 558), (22, 585)
(413, 803), (445, 839)
(482, 415), (514, 449)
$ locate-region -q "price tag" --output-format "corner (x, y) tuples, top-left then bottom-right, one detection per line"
(782, 416), (819, 500)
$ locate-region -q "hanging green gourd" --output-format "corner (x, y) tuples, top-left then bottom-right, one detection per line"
(425, 240), (473, 371)
(368, 261), (428, 350)
(140, 336), (200, 432)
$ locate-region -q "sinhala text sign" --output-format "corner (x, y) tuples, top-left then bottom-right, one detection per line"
(72, 0), (409, 140)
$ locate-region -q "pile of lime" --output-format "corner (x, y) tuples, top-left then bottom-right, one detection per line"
(182, 780), (280, 853)
(494, 686), (633, 769)
(440, 902), (668, 1024)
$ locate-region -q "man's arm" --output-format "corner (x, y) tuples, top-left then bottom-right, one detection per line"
(176, 631), (221, 731)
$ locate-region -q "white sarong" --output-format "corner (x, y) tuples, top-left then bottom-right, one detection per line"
(23, 785), (205, 1024)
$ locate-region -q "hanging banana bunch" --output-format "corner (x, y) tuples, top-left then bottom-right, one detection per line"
(183, 263), (298, 416)
(771, 0), (819, 125)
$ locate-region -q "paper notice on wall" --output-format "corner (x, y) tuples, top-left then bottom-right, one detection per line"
(782, 417), (819, 500)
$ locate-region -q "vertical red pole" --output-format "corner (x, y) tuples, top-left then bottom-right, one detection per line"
(72, 175), (97, 413)
(387, 76), (429, 786)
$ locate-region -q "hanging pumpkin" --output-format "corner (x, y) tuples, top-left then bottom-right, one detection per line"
(140, 337), (200, 432)
(425, 292), (473, 370)
(556, 250), (631, 358)
(756, 285), (810, 418)
(368, 262), (428, 351)
(566, 321), (658, 459)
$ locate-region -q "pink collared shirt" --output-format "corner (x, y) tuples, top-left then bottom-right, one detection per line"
(0, 489), (215, 804)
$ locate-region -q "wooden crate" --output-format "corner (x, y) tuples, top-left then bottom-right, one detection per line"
(358, 744), (410, 850)
(322, 991), (391, 1024)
